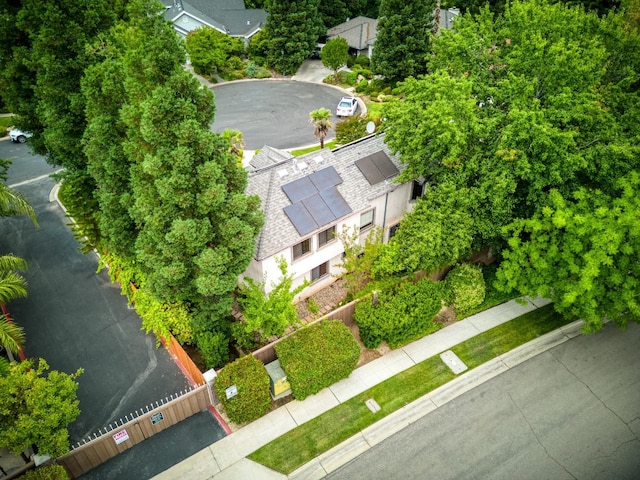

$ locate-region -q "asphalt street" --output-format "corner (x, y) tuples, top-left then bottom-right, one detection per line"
(327, 321), (640, 480)
(0, 140), (225, 455)
(210, 79), (346, 150)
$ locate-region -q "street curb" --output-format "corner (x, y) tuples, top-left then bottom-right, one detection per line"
(288, 319), (585, 480)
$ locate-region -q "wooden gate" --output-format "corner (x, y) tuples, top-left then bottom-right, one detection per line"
(58, 384), (211, 477)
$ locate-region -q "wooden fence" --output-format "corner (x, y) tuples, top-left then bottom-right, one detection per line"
(58, 384), (211, 478)
(162, 333), (205, 385)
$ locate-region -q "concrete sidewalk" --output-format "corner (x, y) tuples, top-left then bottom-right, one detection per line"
(153, 296), (582, 480)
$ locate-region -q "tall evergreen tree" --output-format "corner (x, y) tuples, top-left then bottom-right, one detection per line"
(0, 1), (123, 241)
(84, 0), (263, 366)
(371, 0), (435, 83)
(264, 0), (324, 75)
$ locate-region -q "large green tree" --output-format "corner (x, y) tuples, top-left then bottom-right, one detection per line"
(0, 0), (123, 239)
(185, 26), (244, 77)
(0, 359), (82, 457)
(379, 0), (640, 329)
(497, 172), (640, 332)
(83, 0), (263, 367)
(321, 37), (349, 77)
(371, 0), (435, 83)
(263, 0), (324, 75)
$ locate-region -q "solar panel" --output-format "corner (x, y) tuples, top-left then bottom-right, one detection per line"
(302, 194), (336, 226)
(284, 202), (318, 236)
(355, 157), (385, 185)
(320, 187), (352, 219)
(282, 176), (316, 203)
(371, 151), (399, 179)
(309, 166), (342, 191)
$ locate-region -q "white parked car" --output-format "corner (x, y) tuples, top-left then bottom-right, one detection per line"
(9, 128), (32, 143)
(336, 96), (358, 117)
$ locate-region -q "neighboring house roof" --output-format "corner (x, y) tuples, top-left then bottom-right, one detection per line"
(247, 134), (405, 261)
(327, 16), (378, 51)
(248, 146), (293, 171)
(163, 0), (267, 38)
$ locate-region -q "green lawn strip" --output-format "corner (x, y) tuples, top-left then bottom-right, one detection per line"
(291, 140), (338, 156)
(452, 304), (570, 368)
(248, 357), (454, 473)
(249, 304), (571, 474)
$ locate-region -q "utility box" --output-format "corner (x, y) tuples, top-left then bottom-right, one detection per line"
(265, 359), (291, 400)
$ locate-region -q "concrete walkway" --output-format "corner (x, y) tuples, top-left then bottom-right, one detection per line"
(153, 296), (583, 480)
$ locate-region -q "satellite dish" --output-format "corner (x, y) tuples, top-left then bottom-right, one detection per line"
(366, 121), (375, 134)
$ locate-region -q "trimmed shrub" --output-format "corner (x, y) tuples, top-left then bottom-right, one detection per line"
(445, 263), (486, 315)
(276, 320), (360, 400)
(354, 278), (446, 349)
(345, 71), (359, 86)
(355, 79), (369, 94)
(214, 355), (270, 424)
(197, 331), (230, 369)
(355, 55), (371, 67)
(22, 464), (69, 480)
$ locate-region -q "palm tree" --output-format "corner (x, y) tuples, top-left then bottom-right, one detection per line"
(0, 255), (28, 356)
(309, 108), (334, 149)
(0, 183), (37, 224)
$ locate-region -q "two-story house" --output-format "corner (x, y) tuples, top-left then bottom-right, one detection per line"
(241, 134), (425, 299)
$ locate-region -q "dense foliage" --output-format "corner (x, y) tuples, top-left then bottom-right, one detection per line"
(263, 0), (324, 75)
(21, 464), (70, 480)
(276, 320), (360, 400)
(380, 0), (640, 330)
(321, 37), (349, 76)
(445, 263), (486, 316)
(371, 0), (435, 83)
(237, 257), (308, 345)
(0, 359), (82, 457)
(214, 355), (271, 424)
(186, 26), (244, 77)
(354, 277), (446, 349)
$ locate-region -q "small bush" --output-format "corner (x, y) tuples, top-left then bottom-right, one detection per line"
(336, 116), (368, 144)
(214, 355), (271, 424)
(355, 55), (371, 67)
(345, 71), (358, 86)
(346, 54), (356, 68)
(21, 464), (69, 480)
(354, 278), (446, 349)
(276, 320), (360, 400)
(227, 56), (244, 71)
(355, 79), (369, 94)
(445, 263), (486, 315)
(197, 331), (229, 369)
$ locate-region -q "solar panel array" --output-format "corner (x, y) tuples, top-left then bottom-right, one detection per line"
(355, 151), (399, 185)
(282, 166), (352, 236)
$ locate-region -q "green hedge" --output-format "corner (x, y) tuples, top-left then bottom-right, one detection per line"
(214, 355), (271, 424)
(21, 464), (69, 480)
(354, 278), (446, 349)
(445, 263), (486, 316)
(276, 321), (360, 400)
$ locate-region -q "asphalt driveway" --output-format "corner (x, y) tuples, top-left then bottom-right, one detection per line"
(210, 77), (348, 150)
(0, 141), (224, 449)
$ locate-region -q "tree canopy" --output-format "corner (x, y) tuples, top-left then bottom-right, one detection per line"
(379, 0), (640, 330)
(321, 37), (349, 76)
(0, 359), (82, 457)
(263, 0), (324, 75)
(371, 0), (435, 83)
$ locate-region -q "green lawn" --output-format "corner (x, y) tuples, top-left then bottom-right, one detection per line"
(0, 116), (14, 136)
(248, 303), (572, 474)
(291, 140), (338, 156)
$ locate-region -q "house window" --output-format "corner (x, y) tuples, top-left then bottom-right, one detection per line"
(318, 225), (336, 247)
(311, 261), (329, 282)
(292, 238), (311, 260)
(389, 223), (400, 239)
(411, 180), (425, 201)
(360, 209), (374, 231)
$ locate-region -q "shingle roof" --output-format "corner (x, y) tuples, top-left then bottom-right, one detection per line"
(247, 134), (405, 261)
(163, 0), (267, 37)
(327, 16), (378, 50)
